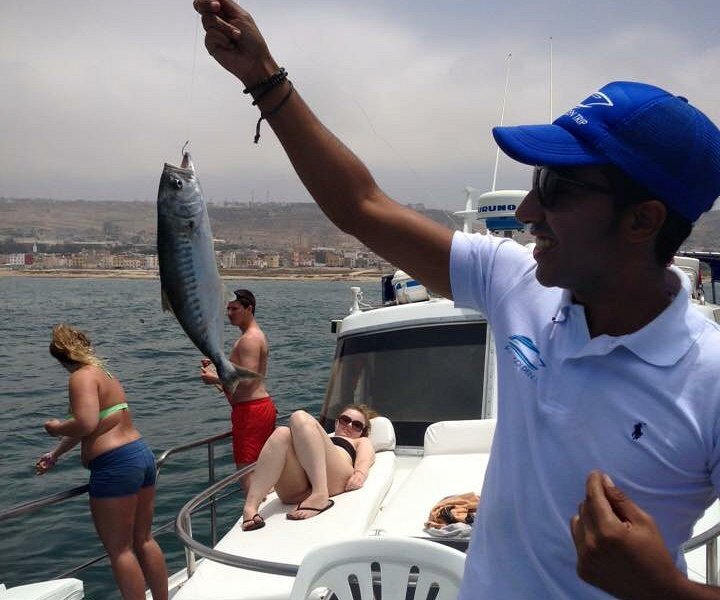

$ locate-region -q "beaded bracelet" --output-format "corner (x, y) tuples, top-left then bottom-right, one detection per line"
(254, 81), (294, 144)
(243, 67), (287, 97)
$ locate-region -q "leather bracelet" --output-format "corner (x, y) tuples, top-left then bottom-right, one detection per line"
(243, 67), (287, 97)
(253, 81), (294, 144)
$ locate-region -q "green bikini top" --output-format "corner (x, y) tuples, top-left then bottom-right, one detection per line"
(98, 402), (129, 419)
(65, 368), (129, 421)
(66, 402), (128, 421)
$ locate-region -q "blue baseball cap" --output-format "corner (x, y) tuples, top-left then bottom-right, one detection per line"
(492, 81), (720, 222)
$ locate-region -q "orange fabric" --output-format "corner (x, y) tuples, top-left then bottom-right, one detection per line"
(425, 492), (479, 529)
(230, 396), (277, 465)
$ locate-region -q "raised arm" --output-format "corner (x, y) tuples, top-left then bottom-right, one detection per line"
(194, 0), (454, 298)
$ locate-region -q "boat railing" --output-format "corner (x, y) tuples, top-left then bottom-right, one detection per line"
(172, 464), (720, 585)
(0, 411), (294, 582)
(4, 416), (720, 586)
(683, 524), (720, 585)
(175, 463), (299, 578)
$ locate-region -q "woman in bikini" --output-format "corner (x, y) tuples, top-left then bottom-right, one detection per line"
(241, 404), (376, 531)
(35, 324), (168, 600)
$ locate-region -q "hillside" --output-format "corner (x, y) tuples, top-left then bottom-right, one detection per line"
(0, 198), (453, 251)
(0, 197), (717, 252)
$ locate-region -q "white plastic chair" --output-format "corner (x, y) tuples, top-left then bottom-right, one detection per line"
(289, 536), (466, 600)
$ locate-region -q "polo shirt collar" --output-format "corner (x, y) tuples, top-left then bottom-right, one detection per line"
(561, 267), (705, 366)
(551, 290), (574, 324)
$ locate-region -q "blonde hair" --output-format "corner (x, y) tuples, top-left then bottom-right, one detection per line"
(49, 324), (104, 369)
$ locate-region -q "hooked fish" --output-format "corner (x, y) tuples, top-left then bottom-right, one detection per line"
(157, 149), (261, 392)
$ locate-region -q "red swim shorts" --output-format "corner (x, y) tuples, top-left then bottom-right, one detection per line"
(230, 396), (277, 465)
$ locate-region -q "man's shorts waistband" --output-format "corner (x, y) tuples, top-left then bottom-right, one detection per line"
(231, 396), (273, 408)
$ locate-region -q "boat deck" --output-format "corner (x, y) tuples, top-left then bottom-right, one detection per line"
(172, 418), (494, 600)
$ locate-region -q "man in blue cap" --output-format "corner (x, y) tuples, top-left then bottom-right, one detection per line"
(194, 1), (720, 597)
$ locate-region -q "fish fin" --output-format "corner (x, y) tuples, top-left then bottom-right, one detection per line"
(161, 289), (174, 314)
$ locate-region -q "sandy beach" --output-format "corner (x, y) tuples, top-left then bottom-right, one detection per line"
(0, 267), (385, 282)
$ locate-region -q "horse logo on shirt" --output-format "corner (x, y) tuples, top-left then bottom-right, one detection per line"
(631, 422), (647, 440)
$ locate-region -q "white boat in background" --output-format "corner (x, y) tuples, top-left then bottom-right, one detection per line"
(3, 191), (720, 600)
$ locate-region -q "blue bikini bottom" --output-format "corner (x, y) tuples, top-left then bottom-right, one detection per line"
(87, 438), (156, 498)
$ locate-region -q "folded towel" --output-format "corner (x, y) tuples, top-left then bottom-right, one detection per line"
(424, 492), (479, 529)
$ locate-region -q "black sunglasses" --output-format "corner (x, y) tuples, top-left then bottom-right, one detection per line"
(337, 414), (365, 433)
(533, 166), (615, 209)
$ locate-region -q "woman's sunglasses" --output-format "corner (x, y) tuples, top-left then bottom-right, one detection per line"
(337, 414), (365, 433)
(533, 166), (614, 209)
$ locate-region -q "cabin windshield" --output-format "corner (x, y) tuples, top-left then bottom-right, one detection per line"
(321, 322), (487, 446)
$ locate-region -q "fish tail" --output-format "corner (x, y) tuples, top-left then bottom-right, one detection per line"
(217, 359), (263, 395)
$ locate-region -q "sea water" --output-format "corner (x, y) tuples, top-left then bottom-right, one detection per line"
(0, 276), (380, 598)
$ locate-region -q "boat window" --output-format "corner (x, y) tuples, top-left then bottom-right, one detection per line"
(321, 322), (487, 445)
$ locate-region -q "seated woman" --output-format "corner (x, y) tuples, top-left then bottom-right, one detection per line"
(36, 324), (168, 600)
(242, 404), (376, 530)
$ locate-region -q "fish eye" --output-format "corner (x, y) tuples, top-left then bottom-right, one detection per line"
(171, 177), (183, 190)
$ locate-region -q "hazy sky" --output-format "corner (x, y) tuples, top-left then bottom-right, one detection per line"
(1, 0), (719, 210)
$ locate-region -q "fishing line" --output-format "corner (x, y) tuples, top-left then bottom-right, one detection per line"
(287, 38), (438, 207)
(548, 37), (554, 121)
(186, 15), (202, 149)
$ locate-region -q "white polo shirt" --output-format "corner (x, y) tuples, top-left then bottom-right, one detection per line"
(450, 231), (720, 599)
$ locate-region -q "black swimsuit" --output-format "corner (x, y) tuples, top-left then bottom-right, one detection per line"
(331, 436), (357, 465)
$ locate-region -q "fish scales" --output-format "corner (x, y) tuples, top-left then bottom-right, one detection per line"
(156, 151), (261, 392)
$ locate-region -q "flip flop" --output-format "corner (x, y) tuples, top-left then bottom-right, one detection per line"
(241, 514), (265, 531)
(286, 499), (335, 521)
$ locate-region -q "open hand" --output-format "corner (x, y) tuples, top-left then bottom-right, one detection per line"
(35, 452), (57, 475)
(570, 470), (686, 599)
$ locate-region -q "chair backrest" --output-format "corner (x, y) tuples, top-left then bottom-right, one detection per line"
(289, 536), (466, 600)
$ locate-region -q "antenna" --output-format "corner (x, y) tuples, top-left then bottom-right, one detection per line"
(491, 53), (512, 193)
(454, 53), (528, 237)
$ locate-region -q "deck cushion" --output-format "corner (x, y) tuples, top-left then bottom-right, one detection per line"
(373, 420), (495, 538)
(423, 419), (496, 455)
(1, 579), (84, 600)
(368, 416), (396, 451)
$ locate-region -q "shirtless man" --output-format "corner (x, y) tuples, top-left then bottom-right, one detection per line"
(201, 288), (277, 491)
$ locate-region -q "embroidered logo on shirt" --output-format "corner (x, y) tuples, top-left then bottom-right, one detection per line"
(505, 335), (545, 381)
(631, 422), (647, 440)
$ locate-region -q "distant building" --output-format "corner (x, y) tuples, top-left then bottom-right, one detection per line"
(111, 254), (144, 269)
(265, 253), (280, 268)
(70, 254), (91, 268)
(219, 251), (238, 269)
(34, 253), (70, 268)
(313, 247), (344, 267)
(5, 253), (26, 266)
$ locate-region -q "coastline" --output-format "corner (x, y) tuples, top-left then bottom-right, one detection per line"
(0, 267), (386, 282)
